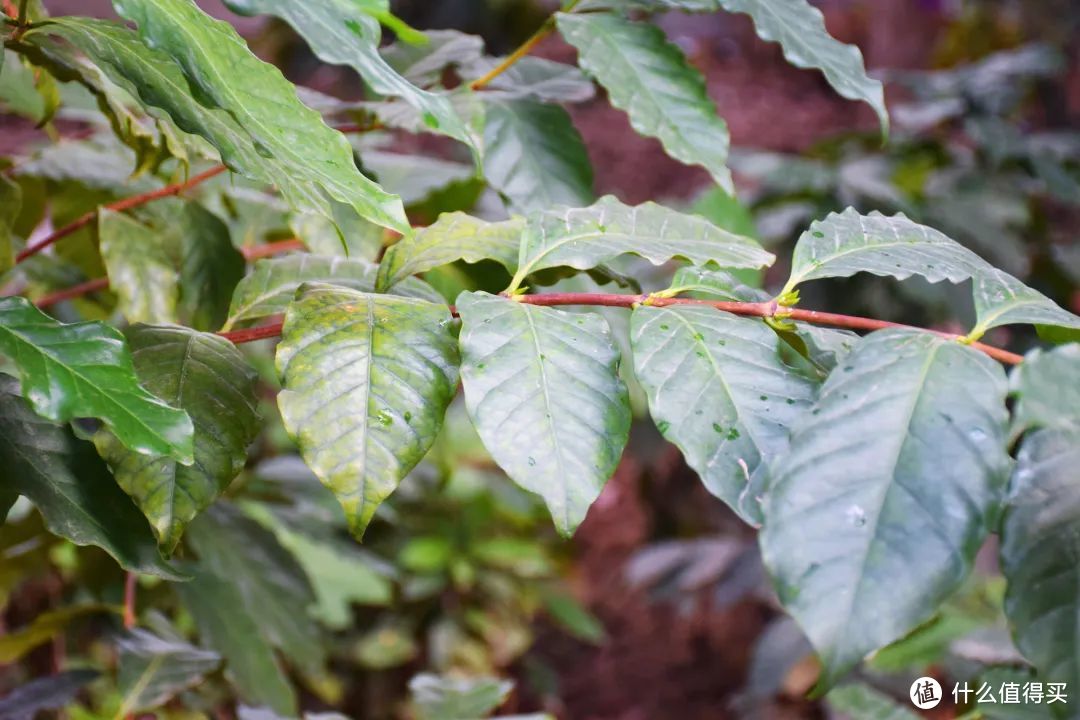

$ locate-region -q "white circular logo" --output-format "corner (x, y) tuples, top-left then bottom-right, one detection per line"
(910, 677), (942, 709)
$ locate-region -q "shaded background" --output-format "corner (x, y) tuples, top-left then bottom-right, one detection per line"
(2, 1), (1078, 718)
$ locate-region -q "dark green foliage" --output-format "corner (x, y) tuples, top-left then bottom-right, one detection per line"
(1, 0), (1079, 716)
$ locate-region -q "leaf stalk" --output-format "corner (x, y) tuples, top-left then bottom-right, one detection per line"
(468, 0), (582, 91)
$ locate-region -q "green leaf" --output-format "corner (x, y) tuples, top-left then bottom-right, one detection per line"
(727, 0), (887, 134)
(457, 292), (631, 535)
(826, 683), (919, 720)
(276, 286), (460, 537)
(509, 196), (772, 291)
(14, 31), (190, 177)
(187, 503), (322, 668)
(138, 198), (245, 333)
(0, 670), (100, 720)
(541, 591), (606, 644)
(222, 0), (475, 150)
(1009, 344), (1080, 437)
(377, 213), (523, 291)
(269, 525), (394, 629)
(971, 267), (1080, 339)
(556, 12), (733, 192)
(226, 255), (441, 329)
(0, 296), (194, 462)
(482, 99), (593, 214)
(98, 209), (179, 325)
(0, 49), (48, 121)
(290, 202), (383, 261)
(666, 265), (770, 302)
(576, 1), (886, 133)
(0, 605), (117, 663)
(410, 674), (513, 720)
(355, 623), (419, 669)
(117, 628), (221, 712)
(469, 56), (595, 104)
(14, 135), (158, 194)
(111, 0), (409, 230)
(1001, 429), (1080, 693)
(21, 18), (384, 229)
(781, 208), (989, 295)
(0, 375), (182, 578)
(176, 566), (296, 715)
(0, 174), (19, 278)
(631, 305), (817, 524)
(761, 329), (1011, 686)
(363, 150), (476, 207)
(381, 29), (484, 87)
(788, 324), (859, 374)
(93, 326), (260, 551)
(54, 8), (406, 231)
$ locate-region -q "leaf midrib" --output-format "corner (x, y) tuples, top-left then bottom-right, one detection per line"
(521, 304), (571, 529)
(830, 339), (940, 670)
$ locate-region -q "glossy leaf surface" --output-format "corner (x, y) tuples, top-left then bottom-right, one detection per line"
(226, 255), (441, 329)
(222, 0), (474, 149)
(782, 208), (989, 293)
(276, 286), (460, 537)
(761, 330), (1010, 685)
(1000, 429), (1080, 693)
(0, 296), (193, 462)
(631, 305), (817, 524)
(377, 213), (523, 291)
(0, 374), (181, 578)
(972, 267), (1080, 338)
(457, 292), (631, 535)
(27, 18), (403, 229)
(482, 99), (593, 214)
(557, 12), (733, 191)
(510, 196), (772, 290)
(98, 208), (178, 325)
(106, 1), (409, 230)
(1009, 344), (1080, 436)
(94, 326), (260, 551)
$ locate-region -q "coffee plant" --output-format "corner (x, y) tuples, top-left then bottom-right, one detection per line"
(1, 0), (1078, 716)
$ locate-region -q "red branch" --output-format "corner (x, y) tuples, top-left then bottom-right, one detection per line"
(122, 572), (137, 629)
(218, 319), (284, 344)
(218, 292), (1024, 365)
(16, 165), (228, 263)
(13, 122), (382, 265)
(29, 241), (302, 307)
(34, 277), (111, 308)
(241, 238), (305, 261)
(1, 0), (17, 19)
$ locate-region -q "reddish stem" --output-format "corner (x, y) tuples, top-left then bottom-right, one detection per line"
(12, 122), (381, 265)
(30, 241), (303, 308)
(521, 293), (1024, 365)
(217, 292), (1023, 365)
(218, 319), (284, 344)
(241, 238), (305, 261)
(1, 0), (17, 19)
(35, 277), (110, 308)
(123, 572), (137, 629)
(16, 165), (228, 263)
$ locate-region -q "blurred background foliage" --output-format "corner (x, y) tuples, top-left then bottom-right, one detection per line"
(0, 0), (1077, 718)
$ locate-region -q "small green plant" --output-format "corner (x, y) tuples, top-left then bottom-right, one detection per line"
(1, 0), (1079, 716)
